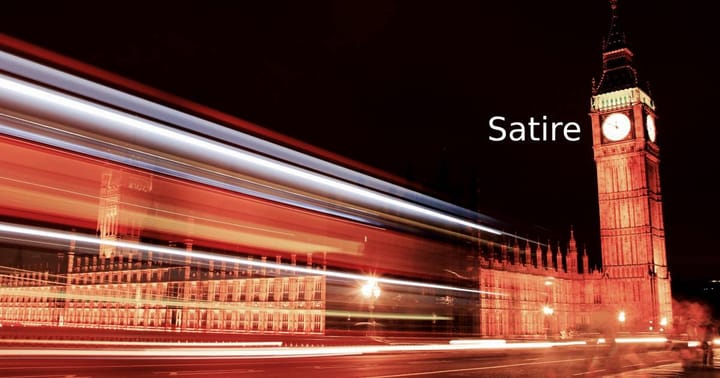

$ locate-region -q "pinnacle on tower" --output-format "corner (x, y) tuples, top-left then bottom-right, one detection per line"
(595, 0), (641, 94)
(546, 239), (554, 270)
(524, 239), (532, 266)
(555, 241), (563, 272)
(582, 244), (590, 274)
(604, 0), (627, 53)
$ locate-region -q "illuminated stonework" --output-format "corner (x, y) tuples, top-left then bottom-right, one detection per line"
(97, 170), (153, 258)
(591, 87), (655, 112)
(476, 233), (601, 337)
(0, 255), (326, 334)
(588, 0), (672, 333)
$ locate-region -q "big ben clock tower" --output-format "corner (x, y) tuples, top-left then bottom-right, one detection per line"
(590, 0), (672, 331)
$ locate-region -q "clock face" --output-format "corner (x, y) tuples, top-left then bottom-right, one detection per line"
(602, 113), (632, 141)
(646, 114), (656, 142)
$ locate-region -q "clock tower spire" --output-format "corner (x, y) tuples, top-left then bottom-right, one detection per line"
(590, 0), (672, 332)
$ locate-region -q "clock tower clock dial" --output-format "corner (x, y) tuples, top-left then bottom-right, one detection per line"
(646, 114), (656, 142)
(589, 0), (671, 332)
(601, 112), (632, 141)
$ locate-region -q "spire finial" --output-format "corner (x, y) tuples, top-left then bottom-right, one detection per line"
(604, 0), (626, 52)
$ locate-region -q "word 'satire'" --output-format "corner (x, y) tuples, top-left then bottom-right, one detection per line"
(488, 116), (581, 142)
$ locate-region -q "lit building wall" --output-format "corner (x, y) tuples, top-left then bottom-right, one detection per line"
(476, 235), (602, 337)
(0, 257), (325, 335)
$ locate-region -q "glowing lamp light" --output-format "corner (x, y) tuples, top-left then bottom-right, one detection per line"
(660, 317), (668, 327)
(618, 311), (626, 323)
(361, 278), (381, 299)
(542, 306), (554, 315)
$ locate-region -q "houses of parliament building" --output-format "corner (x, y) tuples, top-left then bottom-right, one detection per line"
(0, 1), (672, 337)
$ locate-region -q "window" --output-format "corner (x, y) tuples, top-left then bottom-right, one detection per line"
(267, 281), (275, 302)
(298, 280), (305, 301)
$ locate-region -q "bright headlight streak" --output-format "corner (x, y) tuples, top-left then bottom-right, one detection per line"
(0, 340), (283, 348)
(449, 339), (507, 346)
(0, 340), (590, 358)
(614, 337), (668, 344)
(0, 222), (501, 295)
(0, 75), (501, 236)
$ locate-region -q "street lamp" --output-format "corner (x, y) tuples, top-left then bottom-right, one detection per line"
(361, 278), (381, 335)
(618, 311), (626, 332)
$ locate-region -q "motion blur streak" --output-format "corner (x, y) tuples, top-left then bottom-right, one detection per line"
(614, 337), (668, 344)
(449, 339), (507, 345)
(0, 339), (283, 347)
(0, 74), (502, 236)
(0, 282), (452, 321)
(0, 222), (500, 296)
(0, 48), (500, 228)
(0, 347), (366, 358)
(0, 340), (589, 358)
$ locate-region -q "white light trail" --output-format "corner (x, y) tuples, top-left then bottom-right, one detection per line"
(449, 339), (506, 346)
(614, 337), (668, 344)
(0, 339), (589, 358)
(0, 49), (498, 228)
(0, 222), (501, 296)
(0, 339), (283, 347)
(0, 74), (501, 236)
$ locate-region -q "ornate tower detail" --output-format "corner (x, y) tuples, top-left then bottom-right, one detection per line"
(97, 172), (120, 258)
(500, 242), (508, 266)
(590, 0), (672, 330)
(567, 227), (578, 274)
(524, 240), (532, 267)
(96, 170), (153, 258)
(555, 243), (563, 272)
(545, 240), (553, 270)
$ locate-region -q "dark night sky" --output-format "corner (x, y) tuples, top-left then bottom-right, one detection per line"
(2, 1), (718, 282)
